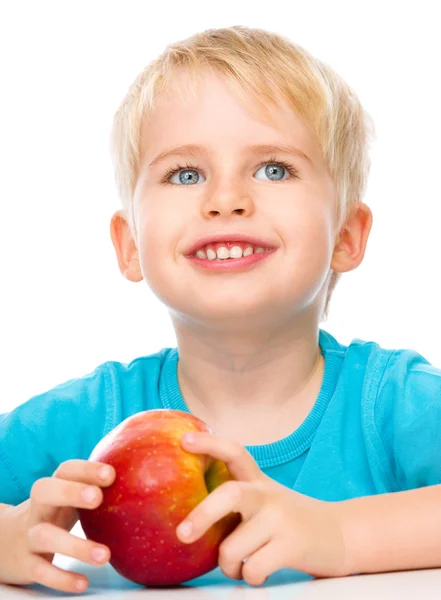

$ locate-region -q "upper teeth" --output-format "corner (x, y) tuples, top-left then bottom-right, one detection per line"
(195, 245), (268, 260)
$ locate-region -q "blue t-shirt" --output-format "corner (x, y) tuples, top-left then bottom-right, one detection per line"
(1, 329), (441, 506)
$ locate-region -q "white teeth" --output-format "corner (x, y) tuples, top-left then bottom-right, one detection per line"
(216, 246), (230, 260)
(194, 244), (270, 260)
(229, 246), (243, 259)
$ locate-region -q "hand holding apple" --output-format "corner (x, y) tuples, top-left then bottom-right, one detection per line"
(78, 409), (241, 586)
(173, 431), (348, 586)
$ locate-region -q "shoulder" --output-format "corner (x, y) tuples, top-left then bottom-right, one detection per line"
(319, 329), (397, 386)
(320, 328), (436, 386)
(320, 330), (441, 491)
(0, 347), (176, 504)
(322, 329), (441, 422)
(0, 346), (176, 457)
(372, 345), (441, 443)
(63, 347), (177, 435)
(374, 348), (441, 490)
(104, 347), (175, 379)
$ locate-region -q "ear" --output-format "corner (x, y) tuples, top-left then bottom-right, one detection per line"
(330, 202), (373, 274)
(110, 210), (143, 282)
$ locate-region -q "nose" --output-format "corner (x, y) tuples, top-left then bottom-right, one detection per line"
(201, 185), (255, 219)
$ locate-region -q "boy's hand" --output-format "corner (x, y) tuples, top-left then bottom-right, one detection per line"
(177, 432), (347, 586)
(0, 459), (115, 593)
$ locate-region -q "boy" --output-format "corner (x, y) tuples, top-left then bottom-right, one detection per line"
(1, 24), (441, 594)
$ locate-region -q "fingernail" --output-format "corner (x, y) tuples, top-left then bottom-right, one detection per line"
(91, 547), (108, 563)
(82, 487), (98, 503)
(178, 521), (193, 538)
(75, 579), (87, 591)
(97, 466), (112, 480)
(183, 433), (195, 444)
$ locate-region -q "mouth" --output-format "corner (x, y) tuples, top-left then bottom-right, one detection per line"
(185, 239), (277, 271)
(185, 233), (278, 257)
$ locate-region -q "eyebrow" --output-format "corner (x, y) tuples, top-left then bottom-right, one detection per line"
(148, 143), (311, 168)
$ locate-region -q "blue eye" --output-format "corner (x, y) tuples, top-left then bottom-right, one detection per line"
(161, 158), (299, 185)
(169, 168), (206, 185)
(255, 163), (289, 181)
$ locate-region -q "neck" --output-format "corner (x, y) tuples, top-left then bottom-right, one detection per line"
(171, 311), (324, 427)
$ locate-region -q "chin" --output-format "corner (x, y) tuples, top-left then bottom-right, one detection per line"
(173, 298), (284, 329)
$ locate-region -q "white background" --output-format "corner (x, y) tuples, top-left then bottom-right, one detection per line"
(1, 0), (440, 412)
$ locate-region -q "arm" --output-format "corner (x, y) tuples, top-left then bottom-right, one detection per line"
(335, 484), (441, 575)
(175, 432), (441, 584)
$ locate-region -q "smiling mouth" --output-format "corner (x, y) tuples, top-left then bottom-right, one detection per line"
(189, 241), (274, 261)
(186, 242), (277, 271)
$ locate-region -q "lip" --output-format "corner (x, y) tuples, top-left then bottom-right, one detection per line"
(184, 233), (278, 256)
(187, 248), (277, 271)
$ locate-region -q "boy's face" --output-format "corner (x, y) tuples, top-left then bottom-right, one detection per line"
(113, 70), (362, 327)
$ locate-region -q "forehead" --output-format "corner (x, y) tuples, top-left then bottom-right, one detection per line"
(140, 69), (325, 172)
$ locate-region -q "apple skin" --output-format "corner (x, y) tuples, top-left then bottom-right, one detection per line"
(78, 409), (241, 586)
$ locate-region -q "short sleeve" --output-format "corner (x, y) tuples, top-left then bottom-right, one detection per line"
(374, 349), (441, 492)
(0, 365), (113, 506)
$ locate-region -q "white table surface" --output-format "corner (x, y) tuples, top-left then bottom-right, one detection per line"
(2, 523), (441, 599)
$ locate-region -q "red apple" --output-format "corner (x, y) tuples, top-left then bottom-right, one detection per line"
(78, 409), (241, 586)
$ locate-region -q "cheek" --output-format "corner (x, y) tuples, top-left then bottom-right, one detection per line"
(281, 205), (335, 296)
(298, 217), (333, 261)
(283, 197), (334, 254)
(135, 202), (187, 303)
(136, 204), (168, 273)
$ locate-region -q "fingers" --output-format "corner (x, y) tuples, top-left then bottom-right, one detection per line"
(30, 460), (115, 525)
(28, 522), (110, 567)
(177, 480), (259, 543)
(217, 515), (270, 581)
(53, 459), (116, 486)
(26, 553), (90, 594)
(241, 541), (284, 587)
(30, 478), (103, 525)
(181, 433), (263, 482)
(16, 460), (116, 593)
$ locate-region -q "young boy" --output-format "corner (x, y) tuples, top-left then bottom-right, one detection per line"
(1, 24), (441, 594)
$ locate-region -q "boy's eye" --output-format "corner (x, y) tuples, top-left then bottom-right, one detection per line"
(162, 159), (299, 186)
(168, 167), (205, 186)
(254, 163), (290, 182)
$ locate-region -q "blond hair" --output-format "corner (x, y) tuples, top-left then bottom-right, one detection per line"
(111, 25), (375, 318)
